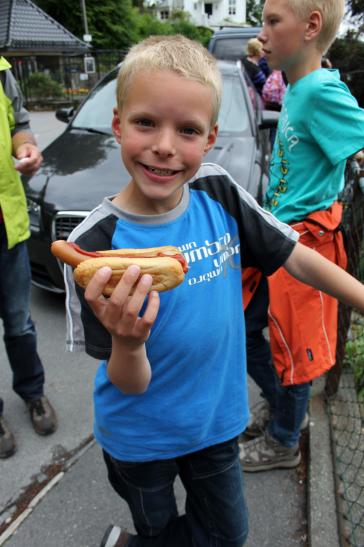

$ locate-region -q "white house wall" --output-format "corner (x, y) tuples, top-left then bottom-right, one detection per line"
(156, 0), (246, 27)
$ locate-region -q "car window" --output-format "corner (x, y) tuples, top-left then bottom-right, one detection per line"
(71, 71), (118, 133)
(218, 74), (249, 134)
(71, 68), (248, 136)
(212, 37), (252, 60)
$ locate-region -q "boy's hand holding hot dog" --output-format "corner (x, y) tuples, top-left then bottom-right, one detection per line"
(85, 264), (160, 393)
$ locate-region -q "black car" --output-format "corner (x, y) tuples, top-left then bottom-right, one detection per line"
(24, 60), (277, 293)
(208, 26), (262, 60)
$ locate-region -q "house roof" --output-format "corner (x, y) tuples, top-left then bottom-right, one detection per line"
(0, 0), (89, 54)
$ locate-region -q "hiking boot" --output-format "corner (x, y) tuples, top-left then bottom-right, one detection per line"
(26, 396), (57, 436)
(100, 525), (130, 547)
(239, 431), (301, 472)
(244, 399), (309, 438)
(0, 416), (16, 459)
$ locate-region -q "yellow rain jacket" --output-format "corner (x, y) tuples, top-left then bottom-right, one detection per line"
(0, 57), (31, 249)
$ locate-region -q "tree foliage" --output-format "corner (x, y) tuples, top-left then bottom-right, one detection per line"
(35, 0), (138, 49)
(345, 0), (364, 37)
(347, 0), (364, 20)
(328, 35), (364, 106)
(34, 1), (212, 49)
(246, 0), (264, 26)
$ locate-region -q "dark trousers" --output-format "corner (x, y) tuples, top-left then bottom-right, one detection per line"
(0, 226), (44, 416)
(245, 278), (310, 448)
(103, 436), (248, 546)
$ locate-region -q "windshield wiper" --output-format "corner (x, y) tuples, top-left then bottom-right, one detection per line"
(71, 126), (110, 136)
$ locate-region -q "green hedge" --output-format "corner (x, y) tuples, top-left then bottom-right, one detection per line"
(24, 72), (64, 99)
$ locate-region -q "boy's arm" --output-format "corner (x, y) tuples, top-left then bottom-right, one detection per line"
(84, 264), (160, 394)
(284, 243), (364, 312)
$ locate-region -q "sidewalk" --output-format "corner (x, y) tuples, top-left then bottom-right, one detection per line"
(0, 382), (339, 547)
(0, 111), (339, 546)
(1, 385), (309, 547)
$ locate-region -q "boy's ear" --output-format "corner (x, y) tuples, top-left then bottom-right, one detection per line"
(305, 10), (322, 42)
(204, 124), (218, 154)
(112, 107), (121, 143)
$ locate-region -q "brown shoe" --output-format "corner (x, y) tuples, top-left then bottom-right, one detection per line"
(240, 431), (301, 472)
(100, 525), (130, 547)
(26, 396), (57, 436)
(0, 416), (16, 459)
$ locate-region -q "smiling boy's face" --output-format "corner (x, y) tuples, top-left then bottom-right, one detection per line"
(112, 69), (218, 215)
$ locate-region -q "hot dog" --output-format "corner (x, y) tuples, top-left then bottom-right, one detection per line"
(51, 240), (188, 295)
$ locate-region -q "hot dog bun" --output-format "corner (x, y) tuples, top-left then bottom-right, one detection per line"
(74, 256), (185, 295)
(50, 240), (187, 295)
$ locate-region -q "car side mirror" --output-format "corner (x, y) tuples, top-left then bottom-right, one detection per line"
(55, 106), (74, 124)
(259, 110), (280, 130)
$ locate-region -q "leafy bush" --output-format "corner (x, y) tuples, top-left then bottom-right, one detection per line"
(133, 10), (213, 47)
(25, 72), (64, 99)
(329, 34), (364, 107)
(346, 315), (364, 403)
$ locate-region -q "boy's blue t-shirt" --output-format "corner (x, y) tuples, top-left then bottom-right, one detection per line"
(65, 164), (298, 462)
(265, 68), (364, 223)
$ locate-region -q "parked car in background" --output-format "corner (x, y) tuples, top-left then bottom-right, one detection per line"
(24, 60), (278, 293)
(208, 26), (262, 60)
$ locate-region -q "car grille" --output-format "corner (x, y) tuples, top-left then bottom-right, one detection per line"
(53, 212), (89, 241)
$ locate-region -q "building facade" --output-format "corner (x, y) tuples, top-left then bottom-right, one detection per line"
(155, 0), (247, 27)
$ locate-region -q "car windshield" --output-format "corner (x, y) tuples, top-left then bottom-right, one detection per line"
(71, 70), (118, 134)
(71, 68), (249, 135)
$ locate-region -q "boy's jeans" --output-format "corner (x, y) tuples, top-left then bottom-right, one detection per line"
(0, 226), (44, 416)
(245, 278), (310, 448)
(103, 436), (249, 546)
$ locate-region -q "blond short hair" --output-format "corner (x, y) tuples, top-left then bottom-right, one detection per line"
(286, 0), (345, 53)
(116, 35), (222, 127)
(246, 38), (263, 57)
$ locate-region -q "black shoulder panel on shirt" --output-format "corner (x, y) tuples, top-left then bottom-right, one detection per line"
(73, 214), (118, 252)
(190, 173), (296, 275)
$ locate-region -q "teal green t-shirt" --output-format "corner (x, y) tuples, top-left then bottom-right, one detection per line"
(265, 68), (364, 223)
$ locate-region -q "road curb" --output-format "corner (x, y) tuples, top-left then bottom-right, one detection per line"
(308, 379), (339, 547)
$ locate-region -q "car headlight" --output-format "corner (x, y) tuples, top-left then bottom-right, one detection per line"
(27, 198), (41, 228)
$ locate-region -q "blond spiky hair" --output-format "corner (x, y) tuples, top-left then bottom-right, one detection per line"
(287, 0), (345, 53)
(116, 35), (222, 127)
(247, 37), (263, 57)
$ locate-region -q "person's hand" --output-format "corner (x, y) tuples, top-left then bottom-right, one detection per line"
(15, 143), (43, 176)
(84, 264), (160, 350)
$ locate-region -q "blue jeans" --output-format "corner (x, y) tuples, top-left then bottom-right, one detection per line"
(0, 225), (44, 416)
(245, 278), (310, 448)
(103, 436), (249, 546)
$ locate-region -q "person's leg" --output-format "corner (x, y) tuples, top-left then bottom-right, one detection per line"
(102, 451), (191, 547)
(101, 438), (248, 547)
(0, 229), (56, 436)
(0, 233), (44, 400)
(178, 437), (248, 547)
(268, 382), (311, 447)
(245, 277), (280, 410)
(242, 278), (309, 470)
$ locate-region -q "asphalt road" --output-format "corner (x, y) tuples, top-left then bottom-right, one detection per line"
(0, 111), (307, 547)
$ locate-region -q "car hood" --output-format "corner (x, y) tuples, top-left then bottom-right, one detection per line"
(25, 129), (258, 212)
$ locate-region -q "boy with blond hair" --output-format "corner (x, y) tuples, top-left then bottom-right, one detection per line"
(241, 0), (364, 472)
(65, 35), (364, 546)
